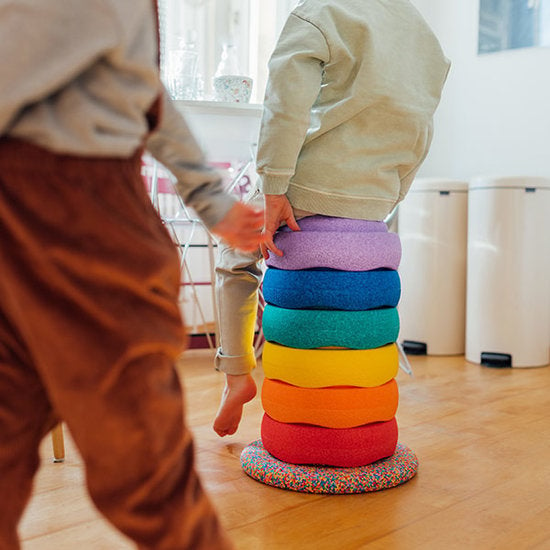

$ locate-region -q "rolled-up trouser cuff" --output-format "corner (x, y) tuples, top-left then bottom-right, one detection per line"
(215, 348), (257, 375)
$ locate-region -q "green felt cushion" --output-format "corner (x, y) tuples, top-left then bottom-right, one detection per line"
(262, 305), (399, 349)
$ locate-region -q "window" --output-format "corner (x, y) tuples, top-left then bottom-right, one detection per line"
(159, 0), (298, 103)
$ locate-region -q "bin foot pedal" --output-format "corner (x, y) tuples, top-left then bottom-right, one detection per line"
(480, 352), (512, 368)
(402, 340), (427, 355)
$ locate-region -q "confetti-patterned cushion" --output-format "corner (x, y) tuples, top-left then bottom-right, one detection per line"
(241, 440), (418, 494)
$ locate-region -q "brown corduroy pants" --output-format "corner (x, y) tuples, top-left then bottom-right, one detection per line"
(0, 138), (232, 550)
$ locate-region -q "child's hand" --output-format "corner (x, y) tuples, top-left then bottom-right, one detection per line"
(210, 202), (265, 252)
(260, 194), (300, 259)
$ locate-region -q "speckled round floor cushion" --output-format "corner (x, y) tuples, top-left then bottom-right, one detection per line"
(266, 231), (401, 271)
(262, 341), (399, 387)
(240, 440), (418, 494)
(261, 378), (398, 429)
(262, 305), (399, 349)
(262, 268), (401, 311)
(261, 414), (398, 467)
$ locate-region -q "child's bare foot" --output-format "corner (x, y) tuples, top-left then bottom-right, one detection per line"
(213, 373), (257, 437)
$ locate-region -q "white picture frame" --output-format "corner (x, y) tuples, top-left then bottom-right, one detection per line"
(479, 0), (550, 54)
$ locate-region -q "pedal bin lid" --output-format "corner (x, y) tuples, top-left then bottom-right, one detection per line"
(470, 176), (550, 191)
(410, 178), (468, 193)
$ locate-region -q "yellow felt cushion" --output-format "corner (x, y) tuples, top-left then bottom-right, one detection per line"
(261, 378), (399, 428)
(262, 342), (399, 388)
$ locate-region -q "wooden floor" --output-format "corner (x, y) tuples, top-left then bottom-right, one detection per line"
(20, 350), (550, 549)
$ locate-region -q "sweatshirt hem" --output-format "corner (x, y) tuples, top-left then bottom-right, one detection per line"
(286, 184), (398, 221)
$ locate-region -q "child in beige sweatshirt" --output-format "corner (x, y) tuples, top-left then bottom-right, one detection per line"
(214, 0), (449, 437)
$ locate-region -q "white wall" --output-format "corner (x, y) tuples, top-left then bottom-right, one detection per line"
(411, 0), (550, 180)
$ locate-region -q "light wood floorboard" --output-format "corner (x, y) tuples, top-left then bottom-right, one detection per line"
(19, 350), (550, 549)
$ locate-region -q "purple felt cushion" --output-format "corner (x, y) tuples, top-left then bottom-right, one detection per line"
(261, 414), (398, 468)
(266, 231), (401, 271)
(281, 216), (388, 233)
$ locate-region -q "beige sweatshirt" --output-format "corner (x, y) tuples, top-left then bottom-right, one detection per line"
(0, 0), (234, 228)
(256, 0), (450, 220)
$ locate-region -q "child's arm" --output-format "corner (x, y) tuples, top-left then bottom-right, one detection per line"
(256, 13), (329, 199)
(147, 90), (265, 252)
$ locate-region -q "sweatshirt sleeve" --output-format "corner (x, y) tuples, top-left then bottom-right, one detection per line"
(146, 89), (236, 228)
(256, 14), (330, 195)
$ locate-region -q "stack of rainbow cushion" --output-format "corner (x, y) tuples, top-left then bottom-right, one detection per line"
(240, 216), (418, 493)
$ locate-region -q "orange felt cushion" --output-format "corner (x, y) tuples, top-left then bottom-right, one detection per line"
(261, 378), (398, 428)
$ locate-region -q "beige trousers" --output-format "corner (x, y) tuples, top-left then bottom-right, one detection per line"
(214, 188), (313, 375)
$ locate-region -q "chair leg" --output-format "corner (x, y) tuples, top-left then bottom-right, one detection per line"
(51, 423), (65, 463)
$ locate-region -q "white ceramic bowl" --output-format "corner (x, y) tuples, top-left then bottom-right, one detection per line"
(213, 75), (253, 103)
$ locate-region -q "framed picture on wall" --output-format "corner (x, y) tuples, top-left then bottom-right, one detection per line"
(478, 0), (550, 54)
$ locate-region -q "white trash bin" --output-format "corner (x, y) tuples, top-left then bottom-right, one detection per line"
(466, 176), (550, 368)
(398, 178), (469, 355)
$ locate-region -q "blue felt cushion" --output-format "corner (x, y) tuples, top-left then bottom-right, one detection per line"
(262, 304), (400, 350)
(262, 268), (401, 311)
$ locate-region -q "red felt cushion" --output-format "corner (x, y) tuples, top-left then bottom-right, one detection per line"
(261, 414), (398, 468)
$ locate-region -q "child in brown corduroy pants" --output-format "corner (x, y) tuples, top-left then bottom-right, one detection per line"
(0, 2), (263, 549)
